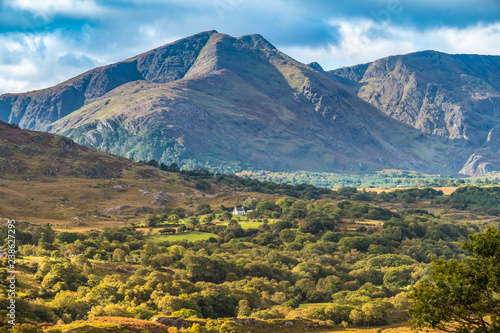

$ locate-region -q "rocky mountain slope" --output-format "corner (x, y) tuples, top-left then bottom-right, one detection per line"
(328, 50), (500, 143)
(0, 31), (217, 130)
(327, 51), (500, 175)
(0, 32), (489, 175)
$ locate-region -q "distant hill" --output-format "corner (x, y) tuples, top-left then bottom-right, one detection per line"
(0, 120), (149, 180)
(0, 32), (492, 175)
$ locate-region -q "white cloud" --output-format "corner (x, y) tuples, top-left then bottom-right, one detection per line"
(280, 20), (500, 70)
(4, 40), (24, 53)
(138, 25), (180, 46)
(437, 23), (500, 55)
(0, 58), (39, 82)
(6, 0), (106, 18)
(279, 19), (418, 70)
(0, 33), (101, 94)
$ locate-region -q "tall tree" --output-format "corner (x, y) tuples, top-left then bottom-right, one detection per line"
(409, 227), (500, 333)
(40, 224), (56, 244)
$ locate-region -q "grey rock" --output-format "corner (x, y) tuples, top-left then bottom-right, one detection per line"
(151, 191), (170, 207)
(104, 205), (131, 215)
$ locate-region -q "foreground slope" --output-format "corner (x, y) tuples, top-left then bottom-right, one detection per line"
(0, 121), (193, 224)
(0, 32), (459, 174)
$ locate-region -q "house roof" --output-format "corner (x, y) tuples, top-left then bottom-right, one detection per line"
(234, 207), (245, 211)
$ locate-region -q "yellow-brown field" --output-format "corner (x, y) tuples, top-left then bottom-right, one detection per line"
(0, 172), (287, 232)
(366, 187), (457, 195)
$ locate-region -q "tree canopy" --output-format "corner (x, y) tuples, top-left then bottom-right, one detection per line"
(409, 227), (500, 333)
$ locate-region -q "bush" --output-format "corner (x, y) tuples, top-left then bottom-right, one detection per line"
(11, 324), (42, 333)
(170, 308), (201, 318)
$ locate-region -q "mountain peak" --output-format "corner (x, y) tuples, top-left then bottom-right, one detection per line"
(204, 29), (219, 35)
(307, 62), (324, 73)
(412, 49), (441, 55)
(130, 30), (218, 61)
(237, 33), (276, 50)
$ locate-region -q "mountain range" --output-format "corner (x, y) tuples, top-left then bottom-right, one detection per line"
(1, 30), (499, 176)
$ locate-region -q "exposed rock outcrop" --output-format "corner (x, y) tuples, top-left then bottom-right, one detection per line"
(151, 191), (171, 207)
(459, 154), (499, 176)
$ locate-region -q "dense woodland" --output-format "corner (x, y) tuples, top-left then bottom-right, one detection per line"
(2, 179), (499, 332)
(144, 159), (500, 191)
(235, 169), (492, 189)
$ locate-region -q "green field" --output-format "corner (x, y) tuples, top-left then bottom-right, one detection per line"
(150, 231), (216, 242)
(220, 219), (279, 229)
(220, 220), (262, 229)
(238, 221), (264, 229)
(298, 303), (330, 309)
(356, 219), (384, 225)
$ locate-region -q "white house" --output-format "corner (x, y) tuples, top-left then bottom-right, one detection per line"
(232, 207), (246, 215)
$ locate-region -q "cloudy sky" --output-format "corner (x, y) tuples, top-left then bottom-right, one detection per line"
(0, 0), (499, 94)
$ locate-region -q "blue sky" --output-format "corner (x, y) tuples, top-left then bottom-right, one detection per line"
(0, 0), (499, 94)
